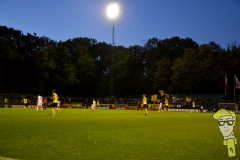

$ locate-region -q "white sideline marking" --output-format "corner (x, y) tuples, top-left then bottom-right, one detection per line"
(0, 156), (19, 160)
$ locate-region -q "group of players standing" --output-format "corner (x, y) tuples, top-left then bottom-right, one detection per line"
(158, 97), (170, 113)
(22, 89), (62, 116)
(142, 94), (170, 115)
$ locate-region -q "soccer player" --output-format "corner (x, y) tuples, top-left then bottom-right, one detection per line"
(91, 99), (96, 111)
(164, 97), (170, 113)
(36, 93), (43, 112)
(4, 98), (8, 108)
(143, 94), (148, 115)
(158, 100), (163, 112)
(50, 89), (62, 116)
(43, 97), (48, 110)
(190, 100), (198, 113)
(21, 96), (30, 109)
(57, 98), (61, 108)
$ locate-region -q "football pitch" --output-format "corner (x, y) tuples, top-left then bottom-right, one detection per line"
(0, 108), (239, 160)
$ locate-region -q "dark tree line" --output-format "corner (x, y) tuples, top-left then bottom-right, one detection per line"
(0, 26), (239, 97)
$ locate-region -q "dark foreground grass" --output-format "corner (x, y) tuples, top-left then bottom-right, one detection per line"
(0, 108), (239, 160)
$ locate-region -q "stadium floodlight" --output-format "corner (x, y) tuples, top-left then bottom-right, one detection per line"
(107, 4), (119, 19)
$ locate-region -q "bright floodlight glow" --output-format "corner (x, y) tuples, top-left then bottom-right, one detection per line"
(107, 4), (119, 19)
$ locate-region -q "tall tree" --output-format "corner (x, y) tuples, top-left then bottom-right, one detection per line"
(153, 57), (172, 93)
(171, 48), (200, 93)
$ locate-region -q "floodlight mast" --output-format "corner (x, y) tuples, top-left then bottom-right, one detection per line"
(112, 20), (115, 47)
(107, 4), (119, 97)
(110, 20), (114, 97)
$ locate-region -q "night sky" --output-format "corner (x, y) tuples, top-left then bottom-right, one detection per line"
(1, 0), (240, 48)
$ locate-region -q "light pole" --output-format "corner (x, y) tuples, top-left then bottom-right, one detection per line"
(107, 4), (119, 97)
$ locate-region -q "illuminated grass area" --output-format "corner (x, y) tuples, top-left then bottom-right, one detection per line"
(0, 108), (239, 160)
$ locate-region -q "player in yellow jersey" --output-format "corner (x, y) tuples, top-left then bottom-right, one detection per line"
(21, 96), (30, 109)
(4, 98), (8, 108)
(164, 97), (170, 113)
(142, 94), (148, 115)
(50, 89), (62, 116)
(190, 100), (198, 113)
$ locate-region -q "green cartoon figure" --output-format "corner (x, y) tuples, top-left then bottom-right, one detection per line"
(213, 109), (237, 157)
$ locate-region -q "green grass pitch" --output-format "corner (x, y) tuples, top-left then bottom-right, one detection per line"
(0, 108), (239, 160)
